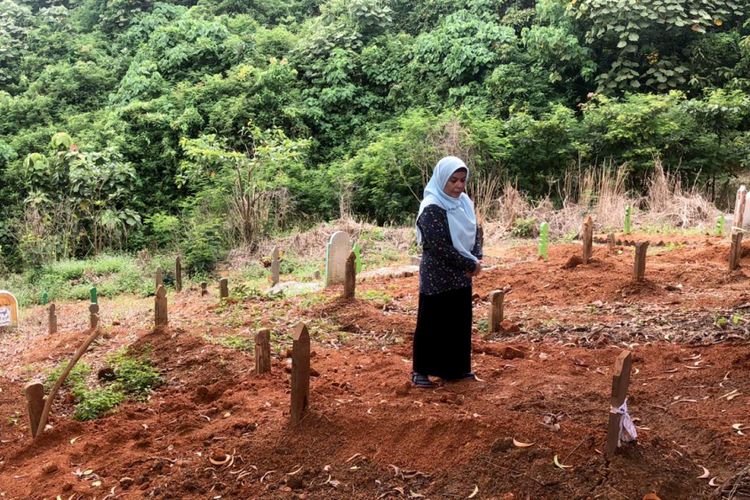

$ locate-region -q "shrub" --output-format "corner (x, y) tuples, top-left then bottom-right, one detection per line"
(511, 217), (538, 238)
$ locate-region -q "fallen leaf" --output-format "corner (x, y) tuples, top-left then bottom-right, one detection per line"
(512, 438), (534, 448)
(553, 455), (572, 469)
(697, 466), (710, 479)
(468, 485), (479, 498)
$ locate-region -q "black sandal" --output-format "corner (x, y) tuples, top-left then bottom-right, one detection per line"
(411, 372), (436, 388)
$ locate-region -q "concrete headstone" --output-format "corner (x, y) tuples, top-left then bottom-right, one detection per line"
(325, 231), (352, 287)
(0, 290), (19, 328)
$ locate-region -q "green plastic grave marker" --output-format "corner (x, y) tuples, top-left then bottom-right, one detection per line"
(624, 205), (632, 235)
(538, 222), (549, 261)
(715, 214), (725, 237)
(90, 287), (97, 304)
(353, 244), (362, 273)
(40, 292), (48, 305)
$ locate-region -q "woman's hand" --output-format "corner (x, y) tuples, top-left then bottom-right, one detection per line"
(467, 261), (482, 278)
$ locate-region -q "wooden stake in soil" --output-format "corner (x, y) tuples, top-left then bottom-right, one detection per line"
(729, 232), (743, 271)
(48, 303), (57, 335)
(732, 185), (747, 232)
(343, 252), (356, 300)
(175, 256), (182, 292)
(219, 278), (229, 300)
(36, 326), (103, 438)
(155, 267), (164, 289)
(633, 241), (649, 282)
(200, 281), (208, 296)
(24, 382), (44, 437)
(155, 285), (168, 328)
(582, 215), (594, 264)
(488, 290), (505, 334)
(255, 328), (271, 374)
(89, 303), (100, 330)
(606, 350), (633, 458)
(271, 247), (280, 286)
(290, 323), (310, 425)
(607, 233), (616, 254)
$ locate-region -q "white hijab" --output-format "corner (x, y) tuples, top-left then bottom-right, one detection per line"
(416, 156), (478, 262)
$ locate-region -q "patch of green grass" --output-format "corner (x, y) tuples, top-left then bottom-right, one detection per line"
(205, 333), (254, 352)
(45, 362), (91, 399)
(360, 289), (393, 307)
(73, 386), (126, 421)
(109, 349), (163, 398)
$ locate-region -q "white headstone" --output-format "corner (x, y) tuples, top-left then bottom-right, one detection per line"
(0, 290), (19, 328)
(325, 231), (352, 287)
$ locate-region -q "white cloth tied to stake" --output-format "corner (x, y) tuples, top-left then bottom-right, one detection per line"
(610, 398), (637, 447)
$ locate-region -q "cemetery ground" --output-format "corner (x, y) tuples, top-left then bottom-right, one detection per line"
(0, 232), (749, 499)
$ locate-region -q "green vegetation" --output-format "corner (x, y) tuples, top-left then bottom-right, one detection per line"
(0, 0), (748, 277)
(45, 349), (161, 421)
(5, 253), (183, 305)
(205, 332), (254, 352)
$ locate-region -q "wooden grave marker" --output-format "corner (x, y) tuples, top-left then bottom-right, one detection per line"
(200, 281), (208, 296)
(290, 323), (310, 424)
(255, 328), (271, 374)
(219, 278), (229, 300)
(488, 290), (505, 334)
(606, 350), (634, 458)
(271, 247), (280, 286)
(155, 267), (164, 289)
(0, 290), (19, 330)
(24, 382), (44, 437)
(89, 303), (100, 330)
(607, 233), (616, 254)
(729, 232), (743, 271)
(343, 252), (356, 299)
(175, 257), (182, 292)
(155, 285), (168, 328)
(633, 241), (649, 282)
(48, 303), (57, 335)
(582, 215), (594, 264)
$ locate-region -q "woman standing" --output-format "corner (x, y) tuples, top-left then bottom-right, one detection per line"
(412, 156), (482, 388)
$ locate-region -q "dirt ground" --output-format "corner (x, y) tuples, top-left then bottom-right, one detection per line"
(0, 233), (748, 499)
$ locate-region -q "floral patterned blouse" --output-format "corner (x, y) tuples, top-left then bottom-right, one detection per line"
(417, 204), (483, 295)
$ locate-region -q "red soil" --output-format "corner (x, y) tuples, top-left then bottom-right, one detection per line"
(0, 237), (748, 499)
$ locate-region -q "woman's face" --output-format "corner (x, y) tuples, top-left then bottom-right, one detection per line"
(443, 169), (467, 198)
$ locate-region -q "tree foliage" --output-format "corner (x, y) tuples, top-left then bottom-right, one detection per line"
(1, 0), (749, 272)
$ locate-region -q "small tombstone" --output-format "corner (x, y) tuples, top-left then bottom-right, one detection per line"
(271, 247), (280, 286)
(175, 257), (182, 293)
(219, 278), (229, 299)
(290, 323), (310, 425)
(343, 252), (356, 299)
(607, 233), (616, 254)
(633, 241), (649, 282)
(155, 267), (164, 289)
(325, 231), (352, 287)
(48, 303), (57, 335)
(606, 350), (636, 458)
(729, 232), (743, 271)
(24, 382), (44, 438)
(200, 281), (208, 296)
(255, 328), (271, 374)
(89, 303), (100, 330)
(624, 205), (632, 234)
(40, 292), (48, 305)
(733, 185), (747, 232)
(155, 285), (168, 328)
(582, 215), (594, 264)
(89, 287), (97, 305)
(488, 290), (505, 334)
(0, 290), (19, 329)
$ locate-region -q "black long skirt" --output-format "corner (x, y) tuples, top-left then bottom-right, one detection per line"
(412, 286), (472, 380)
